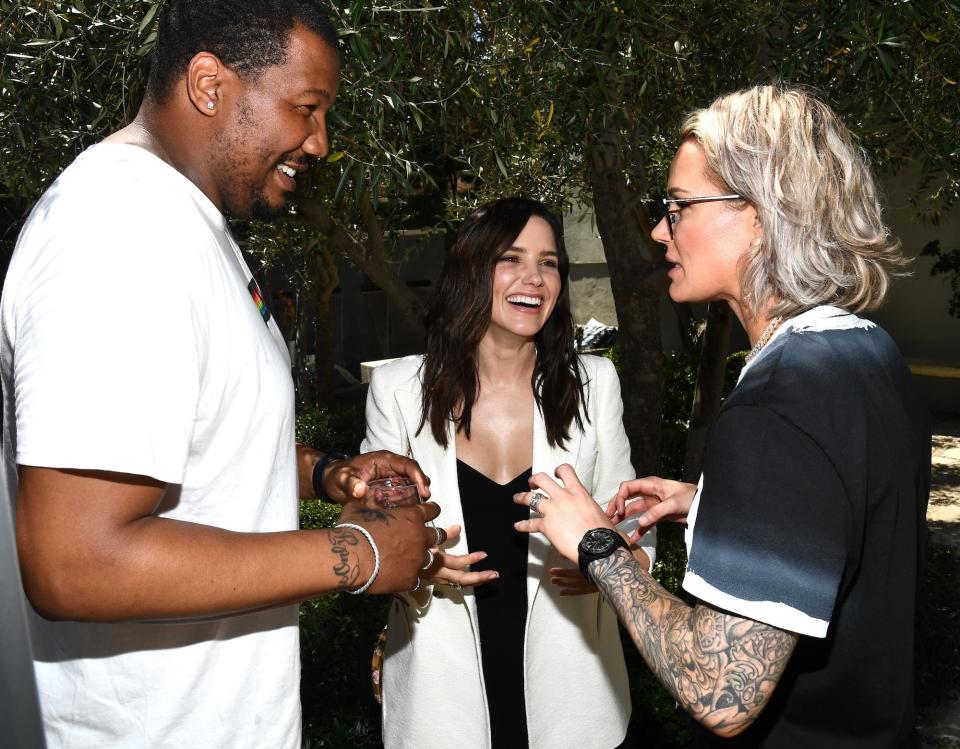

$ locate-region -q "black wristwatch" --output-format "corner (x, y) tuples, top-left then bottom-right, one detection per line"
(578, 528), (630, 584)
(312, 452), (352, 502)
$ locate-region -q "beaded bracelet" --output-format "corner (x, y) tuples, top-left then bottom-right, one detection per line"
(335, 523), (381, 595)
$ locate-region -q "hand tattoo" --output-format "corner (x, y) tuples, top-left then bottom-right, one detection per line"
(342, 505), (393, 525)
(589, 548), (797, 738)
(328, 527), (363, 591)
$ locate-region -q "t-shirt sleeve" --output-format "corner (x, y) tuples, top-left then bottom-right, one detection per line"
(11, 210), (204, 484)
(682, 404), (851, 638)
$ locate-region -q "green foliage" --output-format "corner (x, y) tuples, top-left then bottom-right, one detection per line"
(295, 402), (385, 747)
(295, 402), (367, 456)
(625, 636), (694, 747)
(660, 352), (698, 480)
(299, 586), (387, 749)
(921, 240), (960, 318)
(916, 544), (960, 714)
(0, 1), (155, 250)
(606, 342), (747, 479)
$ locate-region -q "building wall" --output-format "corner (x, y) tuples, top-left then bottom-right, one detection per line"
(869, 169), (960, 413)
(562, 201), (689, 354)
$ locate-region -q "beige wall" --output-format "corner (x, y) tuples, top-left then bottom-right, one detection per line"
(563, 205), (619, 326)
(870, 169), (960, 364)
(563, 201), (687, 352)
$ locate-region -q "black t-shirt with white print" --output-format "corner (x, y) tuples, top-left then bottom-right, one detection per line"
(683, 307), (929, 748)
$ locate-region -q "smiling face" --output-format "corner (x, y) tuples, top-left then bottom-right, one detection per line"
(651, 139), (758, 309)
(486, 216), (562, 343)
(212, 24), (339, 220)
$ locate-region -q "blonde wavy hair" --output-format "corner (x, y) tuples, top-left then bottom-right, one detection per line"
(680, 84), (907, 317)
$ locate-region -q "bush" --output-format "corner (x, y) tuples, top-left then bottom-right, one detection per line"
(916, 544), (960, 714)
(296, 403), (367, 457)
(297, 404), (387, 748)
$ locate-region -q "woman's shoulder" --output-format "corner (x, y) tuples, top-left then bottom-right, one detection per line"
(369, 355), (425, 389)
(575, 353), (617, 380)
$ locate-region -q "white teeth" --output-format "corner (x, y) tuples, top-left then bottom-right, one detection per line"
(277, 164), (297, 178)
(507, 295), (542, 307)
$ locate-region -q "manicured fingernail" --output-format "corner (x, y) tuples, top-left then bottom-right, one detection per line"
(478, 552), (487, 560)
(491, 572), (499, 579)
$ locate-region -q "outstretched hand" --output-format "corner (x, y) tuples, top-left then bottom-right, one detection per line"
(604, 476), (696, 542)
(419, 525), (499, 589)
(513, 464), (616, 564)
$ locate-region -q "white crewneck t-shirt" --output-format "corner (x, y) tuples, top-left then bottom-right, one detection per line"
(1, 143), (301, 748)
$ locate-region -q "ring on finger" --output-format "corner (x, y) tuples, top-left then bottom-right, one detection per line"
(421, 549), (435, 571)
(433, 526), (447, 547)
(529, 491), (549, 514)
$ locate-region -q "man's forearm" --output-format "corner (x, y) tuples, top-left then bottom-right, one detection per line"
(23, 519), (372, 622)
(589, 548), (797, 737)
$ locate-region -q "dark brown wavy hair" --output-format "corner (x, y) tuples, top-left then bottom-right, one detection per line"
(418, 197), (587, 449)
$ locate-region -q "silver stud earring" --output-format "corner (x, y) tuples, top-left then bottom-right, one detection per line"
(206, 101), (216, 110)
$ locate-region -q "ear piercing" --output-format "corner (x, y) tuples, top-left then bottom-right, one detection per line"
(206, 101), (216, 110)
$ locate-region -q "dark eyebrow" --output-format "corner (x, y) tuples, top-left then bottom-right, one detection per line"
(300, 88), (333, 103)
(504, 246), (559, 256)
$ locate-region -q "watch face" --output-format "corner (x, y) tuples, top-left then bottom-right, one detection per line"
(583, 528), (617, 555)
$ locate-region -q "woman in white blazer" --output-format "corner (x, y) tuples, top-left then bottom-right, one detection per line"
(361, 198), (656, 749)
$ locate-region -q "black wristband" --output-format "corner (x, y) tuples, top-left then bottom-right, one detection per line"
(311, 452), (352, 502)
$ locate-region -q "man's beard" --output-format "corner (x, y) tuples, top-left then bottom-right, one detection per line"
(249, 189), (289, 222)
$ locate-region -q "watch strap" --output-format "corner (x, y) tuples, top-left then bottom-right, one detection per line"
(312, 452), (352, 502)
(578, 528), (629, 583)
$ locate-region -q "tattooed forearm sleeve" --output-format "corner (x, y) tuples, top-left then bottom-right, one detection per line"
(590, 548), (798, 738)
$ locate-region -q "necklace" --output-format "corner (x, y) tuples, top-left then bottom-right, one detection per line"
(744, 315), (785, 364)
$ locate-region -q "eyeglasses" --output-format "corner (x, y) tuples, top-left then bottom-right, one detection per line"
(661, 194), (741, 239)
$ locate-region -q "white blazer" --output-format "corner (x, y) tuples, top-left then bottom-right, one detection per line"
(361, 354), (655, 749)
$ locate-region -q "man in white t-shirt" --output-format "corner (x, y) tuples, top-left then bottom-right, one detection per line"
(0, 2), (441, 747)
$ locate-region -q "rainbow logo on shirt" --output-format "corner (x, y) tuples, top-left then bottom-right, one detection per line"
(247, 278), (271, 325)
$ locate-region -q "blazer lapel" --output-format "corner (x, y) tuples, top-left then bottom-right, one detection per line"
(528, 401), (583, 610)
(394, 390), (466, 545)
(394, 388), (479, 623)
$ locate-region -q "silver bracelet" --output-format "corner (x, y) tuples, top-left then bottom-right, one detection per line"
(335, 523), (381, 595)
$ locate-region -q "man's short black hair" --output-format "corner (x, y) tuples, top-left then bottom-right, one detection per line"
(146, 0), (339, 101)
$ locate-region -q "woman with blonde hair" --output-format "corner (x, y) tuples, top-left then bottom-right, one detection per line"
(514, 85), (929, 748)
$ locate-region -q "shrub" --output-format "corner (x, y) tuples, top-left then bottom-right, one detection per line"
(297, 404), (386, 748)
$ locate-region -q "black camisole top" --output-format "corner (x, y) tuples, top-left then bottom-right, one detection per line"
(456, 459), (532, 749)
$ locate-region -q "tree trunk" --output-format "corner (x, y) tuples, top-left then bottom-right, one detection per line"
(589, 137), (664, 476)
(305, 245), (340, 409)
(294, 294), (317, 408)
(295, 195), (426, 340)
(682, 302), (732, 482)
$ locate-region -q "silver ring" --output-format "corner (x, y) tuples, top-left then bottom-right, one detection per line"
(421, 549), (435, 571)
(433, 526), (447, 547)
(529, 491), (548, 514)
(449, 582), (462, 591)
(410, 577), (421, 592)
